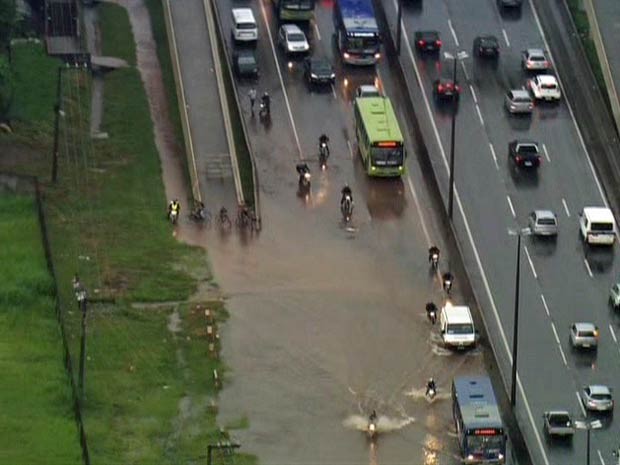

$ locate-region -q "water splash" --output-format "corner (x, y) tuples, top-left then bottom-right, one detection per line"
(404, 387), (451, 403)
(343, 414), (415, 433)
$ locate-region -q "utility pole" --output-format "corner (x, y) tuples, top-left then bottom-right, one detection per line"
(510, 232), (521, 407)
(52, 66), (64, 183)
(206, 441), (241, 465)
(74, 277), (88, 401)
(395, 0), (403, 55)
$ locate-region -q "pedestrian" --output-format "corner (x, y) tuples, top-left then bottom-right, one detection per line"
(248, 88), (257, 115)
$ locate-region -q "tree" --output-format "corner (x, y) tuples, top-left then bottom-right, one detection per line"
(0, 55), (13, 120)
(0, 0), (17, 49)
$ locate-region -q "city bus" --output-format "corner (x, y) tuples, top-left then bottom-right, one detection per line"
(273, 0), (315, 22)
(333, 0), (381, 65)
(353, 96), (406, 177)
(452, 376), (507, 464)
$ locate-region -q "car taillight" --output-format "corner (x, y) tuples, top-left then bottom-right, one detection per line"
(455, 85), (461, 92)
(418, 40), (426, 46)
(436, 40), (442, 47)
(438, 84), (444, 91)
(515, 156), (522, 163)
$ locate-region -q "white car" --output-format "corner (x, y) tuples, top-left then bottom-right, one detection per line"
(527, 75), (561, 101)
(278, 24), (310, 54)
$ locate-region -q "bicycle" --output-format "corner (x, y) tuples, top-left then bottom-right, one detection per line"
(216, 207), (232, 229)
(189, 206), (212, 227)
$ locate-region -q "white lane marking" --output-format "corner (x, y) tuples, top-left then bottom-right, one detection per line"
(610, 324), (618, 344)
(550, 322), (568, 366)
(489, 143), (499, 170)
(331, 84), (337, 99)
(584, 258), (594, 277)
(577, 391), (587, 416)
(542, 143), (551, 163)
(502, 29), (510, 47)
(395, 7), (550, 463)
(524, 246), (538, 279)
(541, 294), (550, 317)
(475, 105), (485, 126)
(562, 198), (570, 217)
(406, 175), (432, 245)
(346, 139), (353, 159)
(258, 0), (302, 158)
(506, 195), (516, 218)
(469, 84), (478, 104)
(448, 19), (459, 47)
(597, 450), (606, 465)
(313, 21), (321, 41)
(529, 0), (608, 206)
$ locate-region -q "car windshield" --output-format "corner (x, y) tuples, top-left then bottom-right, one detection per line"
(592, 394), (612, 401)
(519, 145), (539, 154)
(549, 414), (571, 426)
(541, 83), (557, 90)
(466, 434), (504, 453)
(288, 33), (306, 42)
(312, 62), (331, 72)
(238, 56), (256, 65)
(514, 96), (531, 102)
(579, 330), (596, 337)
(346, 36), (380, 52)
(591, 222), (614, 232)
(530, 55), (545, 61)
(446, 323), (473, 335)
(481, 39), (496, 47)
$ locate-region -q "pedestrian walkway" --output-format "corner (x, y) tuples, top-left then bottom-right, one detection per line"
(585, 0), (620, 134)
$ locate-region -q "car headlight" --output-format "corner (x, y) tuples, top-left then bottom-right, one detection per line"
(311, 73), (318, 78)
(343, 52), (350, 59)
(330, 73), (336, 79)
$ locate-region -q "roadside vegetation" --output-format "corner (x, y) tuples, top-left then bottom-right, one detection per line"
(0, 194), (82, 465)
(0, 4), (255, 463)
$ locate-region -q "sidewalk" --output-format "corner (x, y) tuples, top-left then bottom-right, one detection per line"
(585, 0), (620, 135)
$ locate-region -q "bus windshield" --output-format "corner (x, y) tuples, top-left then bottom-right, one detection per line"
(346, 35), (380, 52)
(372, 145), (403, 166)
(466, 434), (504, 454)
(282, 0), (313, 10)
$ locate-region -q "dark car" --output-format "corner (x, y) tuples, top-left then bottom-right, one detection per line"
(498, 0), (523, 9)
(433, 78), (461, 101)
(233, 49), (258, 79)
(508, 140), (541, 169)
(303, 58), (335, 86)
(414, 30), (442, 53)
(473, 35), (499, 58)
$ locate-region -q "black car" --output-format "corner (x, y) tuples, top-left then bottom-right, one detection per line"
(303, 58), (335, 86)
(414, 30), (441, 53)
(508, 140), (541, 169)
(473, 35), (499, 58)
(498, 0), (523, 9)
(233, 49), (258, 79)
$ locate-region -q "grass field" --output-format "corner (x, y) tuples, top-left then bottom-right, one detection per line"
(0, 194), (82, 465)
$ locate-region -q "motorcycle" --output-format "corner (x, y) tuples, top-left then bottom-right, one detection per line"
(427, 308), (437, 325)
(168, 208), (179, 225)
(426, 385), (437, 401)
(341, 196), (353, 223)
(430, 252), (439, 270)
(319, 142), (329, 170)
(443, 276), (453, 294)
(367, 415), (378, 441)
(299, 170), (311, 189)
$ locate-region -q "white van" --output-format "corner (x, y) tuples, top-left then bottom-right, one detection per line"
(231, 8), (258, 43)
(579, 207), (616, 245)
(439, 305), (476, 349)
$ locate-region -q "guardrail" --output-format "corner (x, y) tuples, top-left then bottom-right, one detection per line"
(207, 0), (261, 229)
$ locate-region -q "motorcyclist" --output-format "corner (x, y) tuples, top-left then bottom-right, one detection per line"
(168, 199), (180, 217)
(319, 134), (330, 156)
(426, 378), (437, 397)
(426, 302), (438, 323)
(296, 163), (311, 184)
(442, 271), (454, 293)
(191, 201), (206, 221)
(261, 92), (270, 115)
(428, 245), (440, 264)
(341, 184), (353, 206)
(369, 409), (377, 424)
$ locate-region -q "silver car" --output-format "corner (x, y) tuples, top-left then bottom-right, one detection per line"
(543, 411), (575, 437)
(505, 89), (534, 114)
(522, 48), (550, 71)
(581, 385), (614, 412)
(609, 283), (620, 309)
(570, 323), (599, 349)
(528, 210), (558, 236)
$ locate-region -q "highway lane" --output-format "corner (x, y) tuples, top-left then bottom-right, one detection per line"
(206, 0), (510, 463)
(387, 0), (620, 463)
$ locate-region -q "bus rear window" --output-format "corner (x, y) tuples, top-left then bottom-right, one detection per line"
(591, 222), (614, 232)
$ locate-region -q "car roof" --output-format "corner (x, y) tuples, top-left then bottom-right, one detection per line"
(545, 410), (571, 416)
(232, 8), (254, 20)
(533, 209), (556, 219)
(587, 385), (611, 395)
(235, 49), (256, 57)
(478, 35), (498, 43)
(536, 75), (558, 84)
(441, 305), (472, 323)
(583, 207), (614, 222)
(509, 89), (531, 98)
(573, 322), (597, 331)
(282, 23), (303, 33)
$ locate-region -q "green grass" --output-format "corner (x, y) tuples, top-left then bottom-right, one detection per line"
(0, 195), (82, 465)
(99, 3), (137, 66)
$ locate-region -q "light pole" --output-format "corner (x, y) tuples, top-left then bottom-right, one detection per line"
(507, 227), (531, 407)
(396, 0), (403, 54)
(443, 51), (468, 220)
(74, 279), (88, 401)
(575, 419), (603, 465)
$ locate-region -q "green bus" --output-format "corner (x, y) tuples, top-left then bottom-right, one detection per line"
(353, 97), (406, 177)
(273, 0), (315, 21)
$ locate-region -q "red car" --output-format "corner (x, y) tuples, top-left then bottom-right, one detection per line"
(433, 79), (461, 100)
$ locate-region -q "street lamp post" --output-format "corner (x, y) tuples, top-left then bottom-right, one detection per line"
(443, 51), (468, 220)
(507, 227), (531, 407)
(396, 0), (403, 54)
(575, 419), (603, 465)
